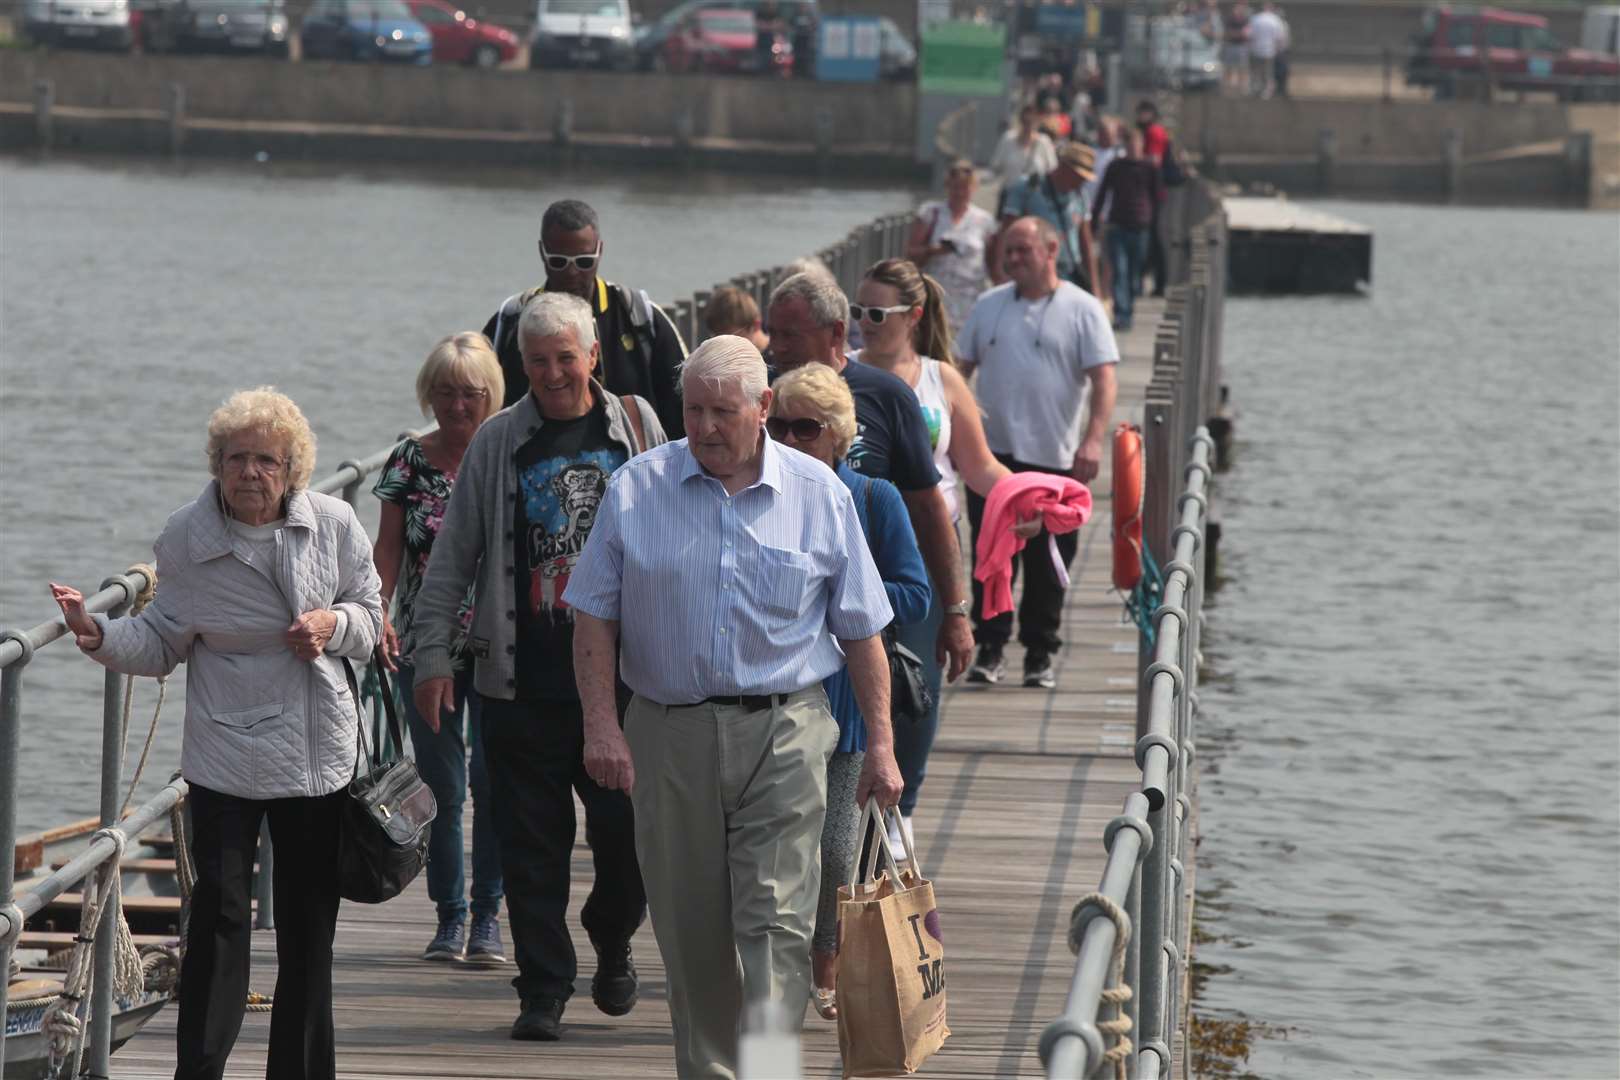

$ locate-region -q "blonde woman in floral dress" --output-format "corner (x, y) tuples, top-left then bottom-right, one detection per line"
(373, 332), (507, 964)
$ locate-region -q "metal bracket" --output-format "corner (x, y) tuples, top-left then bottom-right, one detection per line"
(1104, 813), (1154, 860)
(1037, 1015), (1106, 1072)
(1162, 559), (1198, 589)
(1143, 660), (1184, 698)
(1170, 858), (1185, 889)
(1, 628), (36, 667)
(1135, 732), (1179, 771)
(1184, 459), (1211, 484)
(1177, 489), (1208, 516)
(1152, 603), (1187, 636)
(1171, 522), (1204, 552)
(0, 901), (23, 951)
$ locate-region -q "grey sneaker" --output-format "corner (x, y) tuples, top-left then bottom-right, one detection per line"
(966, 646), (1005, 685)
(465, 913), (507, 965)
(1023, 652), (1056, 689)
(423, 915), (465, 962)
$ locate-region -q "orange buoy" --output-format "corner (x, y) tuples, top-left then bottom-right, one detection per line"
(1112, 423), (1145, 592)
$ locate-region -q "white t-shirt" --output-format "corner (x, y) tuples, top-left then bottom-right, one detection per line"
(1246, 11), (1286, 58)
(956, 281), (1119, 471)
(991, 129), (1059, 186)
(916, 200), (998, 334)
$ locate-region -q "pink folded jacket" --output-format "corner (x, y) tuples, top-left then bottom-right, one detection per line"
(973, 472), (1093, 621)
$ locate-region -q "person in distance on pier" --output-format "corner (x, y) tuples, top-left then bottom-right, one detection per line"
(564, 335), (902, 1079)
(482, 198), (689, 436)
(371, 333), (508, 966)
(955, 217), (1119, 689)
(50, 388), (384, 1080)
(702, 285), (771, 354)
(991, 141), (1103, 299)
(413, 293), (663, 1043)
(765, 271), (976, 686)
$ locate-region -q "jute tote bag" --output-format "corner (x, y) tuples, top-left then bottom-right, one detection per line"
(835, 800), (950, 1078)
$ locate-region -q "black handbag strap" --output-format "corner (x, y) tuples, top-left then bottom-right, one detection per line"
(341, 650), (406, 770)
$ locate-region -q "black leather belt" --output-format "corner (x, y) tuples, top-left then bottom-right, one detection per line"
(697, 692), (791, 711)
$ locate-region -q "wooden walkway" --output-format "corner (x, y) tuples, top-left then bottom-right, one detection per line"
(115, 302), (1165, 1079)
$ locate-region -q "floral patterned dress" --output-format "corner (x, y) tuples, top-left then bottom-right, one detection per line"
(372, 438), (475, 669)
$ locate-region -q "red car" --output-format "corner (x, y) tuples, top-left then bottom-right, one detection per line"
(405, 0), (520, 66)
(657, 8), (793, 76)
(1408, 5), (1620, 101)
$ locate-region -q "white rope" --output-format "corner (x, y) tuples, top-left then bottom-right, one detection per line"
(1069, 892), (1134, 1080)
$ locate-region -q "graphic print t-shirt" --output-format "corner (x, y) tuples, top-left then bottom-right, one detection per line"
(840, 359), (941, 493)
(512, 407), (626, 701)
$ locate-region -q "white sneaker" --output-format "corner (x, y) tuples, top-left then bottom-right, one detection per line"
(886, 814), (915, 865)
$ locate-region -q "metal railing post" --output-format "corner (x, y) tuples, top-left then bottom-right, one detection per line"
(0, 633), (36, 1079)
(88, 580), (134, 1077)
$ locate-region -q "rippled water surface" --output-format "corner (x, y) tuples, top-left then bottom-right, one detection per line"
(1194, 201), (1620, 1078)
(0, 153), (915, 834)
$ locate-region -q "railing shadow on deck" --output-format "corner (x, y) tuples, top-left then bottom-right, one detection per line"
(1038, 179), (1228, 1080)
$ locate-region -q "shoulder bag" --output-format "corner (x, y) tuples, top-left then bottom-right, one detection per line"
(337, 649), (437, 904)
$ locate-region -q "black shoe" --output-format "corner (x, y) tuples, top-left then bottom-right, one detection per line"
(511, 998), (564, 1041)
(591, 939), (639, 1017)
(965, 645), (1005, 685)
(1023, 652), (1056, 689)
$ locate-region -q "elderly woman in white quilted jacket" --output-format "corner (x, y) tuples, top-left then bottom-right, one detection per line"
(50, 387), (382, 1080)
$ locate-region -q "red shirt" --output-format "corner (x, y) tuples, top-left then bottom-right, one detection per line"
(1141, 122), (1170, 165)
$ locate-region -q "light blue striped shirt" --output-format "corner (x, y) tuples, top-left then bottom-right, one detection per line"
(562, 436), (893, 704)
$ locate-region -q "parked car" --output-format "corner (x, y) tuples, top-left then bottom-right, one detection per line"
(21, 0), (137, 50)
(1407, 5), (1620, 101)
(655, 8), (791, 75)
(636, 0), (816, 73)
(405, 0), (518, 66)
(300, 0), (433, 63)
(1123, 15), (1220, 91)
(140, 0), (290, 55)
(529, 0), (635, 70)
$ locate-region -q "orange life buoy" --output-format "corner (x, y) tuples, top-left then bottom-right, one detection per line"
(1112, 423), (1145, 592)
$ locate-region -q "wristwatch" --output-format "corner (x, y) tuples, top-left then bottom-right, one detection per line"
(943, 601), (971, 618)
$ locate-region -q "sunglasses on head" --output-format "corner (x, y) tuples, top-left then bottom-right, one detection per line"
(848, 303), (912, 325)
(539, 241), (602, 273)
(766, 417), (826, 442)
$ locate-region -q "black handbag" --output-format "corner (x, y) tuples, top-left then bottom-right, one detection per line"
(336, 650), (436, 904)
(885, 626), (934, 723)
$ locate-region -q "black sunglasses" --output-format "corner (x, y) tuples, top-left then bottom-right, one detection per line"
(766, 417), (827, 442)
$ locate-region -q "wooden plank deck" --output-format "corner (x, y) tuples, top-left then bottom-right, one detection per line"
(114, 302), (1165, 1079)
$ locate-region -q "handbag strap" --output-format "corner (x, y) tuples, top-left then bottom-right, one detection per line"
(341, 651), (407, 770)
(850, 798), (925, 891)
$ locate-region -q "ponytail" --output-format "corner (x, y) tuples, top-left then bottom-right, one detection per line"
(916, 273), (955, 369)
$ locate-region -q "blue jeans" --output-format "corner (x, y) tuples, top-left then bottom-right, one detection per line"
(893, 553), (948, 818)
(398, 663), (502, 922)
(1106, 225), (1150, 327)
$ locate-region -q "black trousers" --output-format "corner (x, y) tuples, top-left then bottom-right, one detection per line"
(479, 695), (646, 1003)
(966, 453), (1081, 656)
(176, 784), (343, 1080)
(1148, 198), (1169, 295)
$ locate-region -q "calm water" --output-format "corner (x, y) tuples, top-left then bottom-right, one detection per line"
(1194, 201), (1620, 1077)
(0, 153), (915, 834)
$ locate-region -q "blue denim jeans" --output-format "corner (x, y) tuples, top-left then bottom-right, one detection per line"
(1106, 225), (1150, 328)
(892, 520), (956, 818)
(397, 663), (502, 922)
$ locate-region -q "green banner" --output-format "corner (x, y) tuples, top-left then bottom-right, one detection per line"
(920, 21), (1006, 97)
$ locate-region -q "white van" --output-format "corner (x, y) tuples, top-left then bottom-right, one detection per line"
(529, 0), (635, 70)
(23, 0), (136, 49)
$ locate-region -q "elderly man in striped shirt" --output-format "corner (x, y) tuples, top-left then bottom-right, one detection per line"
(565, 334), (901, 1079)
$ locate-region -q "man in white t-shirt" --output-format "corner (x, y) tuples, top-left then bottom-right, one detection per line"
(1246, 2), (1288, 97)
(955, 216), (1119, 689)
(990, 104), (1060, 189)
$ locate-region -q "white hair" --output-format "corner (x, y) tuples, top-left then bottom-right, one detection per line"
(769, 271), (850, 333)
(518, 292), (597, 349)
(680, 335), (768, 401)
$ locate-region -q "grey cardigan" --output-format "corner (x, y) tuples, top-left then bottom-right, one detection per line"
(88, 483), (383, 800)
(412, 386), (666, 699)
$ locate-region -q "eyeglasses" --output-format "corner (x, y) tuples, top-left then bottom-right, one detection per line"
(539, 241), (602, 273)
(766, 416), (827, 443)
(430, 386), (490, 404)
(849, 303), (912, 325)
(221, 451), (287, 475)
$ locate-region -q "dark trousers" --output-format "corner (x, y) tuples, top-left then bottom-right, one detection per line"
(1148, 199), (1168, 295)
(479, 695), (646, 1003)
(176, 784), (343, 1080)
(966, 453), (1081, 657)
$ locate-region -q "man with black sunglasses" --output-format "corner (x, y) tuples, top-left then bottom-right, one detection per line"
(483, 199), (689, 437)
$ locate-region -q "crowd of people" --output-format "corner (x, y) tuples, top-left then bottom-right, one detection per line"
(44, 164), (1123, 1077)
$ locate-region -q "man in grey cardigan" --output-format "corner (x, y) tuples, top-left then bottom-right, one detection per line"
(413, 293), (664, 1042)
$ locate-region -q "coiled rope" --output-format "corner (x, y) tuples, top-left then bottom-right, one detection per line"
(1068, 892), (1134, 1080)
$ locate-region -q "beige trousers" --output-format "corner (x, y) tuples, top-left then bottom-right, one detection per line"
(624, 688), (838, 1080)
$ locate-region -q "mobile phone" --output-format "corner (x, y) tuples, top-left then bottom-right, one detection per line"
(939, 238), (959, 254)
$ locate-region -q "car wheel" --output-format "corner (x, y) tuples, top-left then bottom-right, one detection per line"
(474, 44), (499, 68)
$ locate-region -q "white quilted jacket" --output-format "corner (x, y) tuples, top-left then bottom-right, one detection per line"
(89, 482), (383, 800)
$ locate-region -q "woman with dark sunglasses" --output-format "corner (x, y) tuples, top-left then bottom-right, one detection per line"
(767, 363), (931, 1023)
